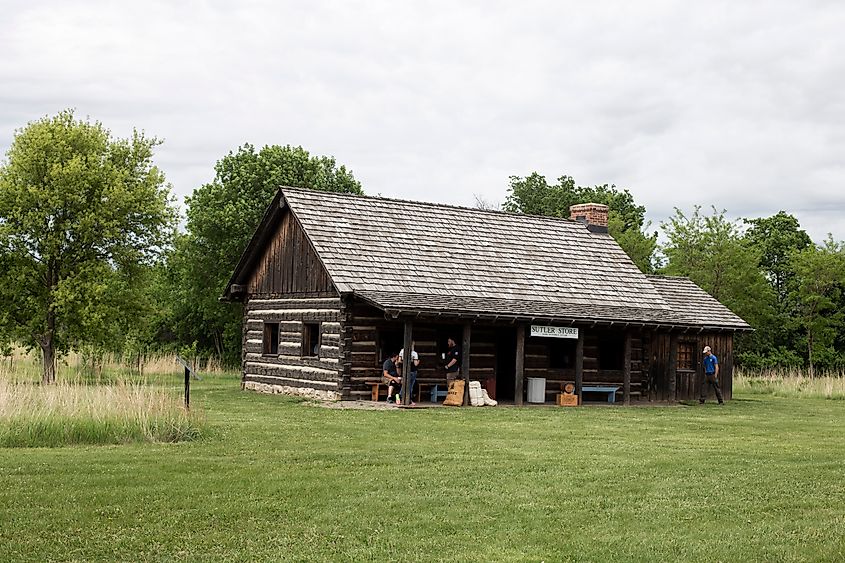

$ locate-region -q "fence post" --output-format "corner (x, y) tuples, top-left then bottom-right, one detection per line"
(184, 366), (190, 409)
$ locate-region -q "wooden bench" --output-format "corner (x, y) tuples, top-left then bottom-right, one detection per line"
(368, 379), (433, 403)
(366, 380), (387, 402)
(581, 385), (622, 403)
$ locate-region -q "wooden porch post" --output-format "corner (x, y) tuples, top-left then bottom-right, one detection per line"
(668, 332), (678, 401)
(462, 321), (471, 406)
(623, 330), (632, 406)
(515, 324), (525, 406)
(402, 319), (413, 406)
(575, 328), (584, 400)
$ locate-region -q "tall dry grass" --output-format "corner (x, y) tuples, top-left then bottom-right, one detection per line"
(0, 350), (206, 447)
(0, 347), (227, 383)
(735, 367), (845, 400)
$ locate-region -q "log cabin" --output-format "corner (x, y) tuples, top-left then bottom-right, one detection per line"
(221, 187), (751, 405)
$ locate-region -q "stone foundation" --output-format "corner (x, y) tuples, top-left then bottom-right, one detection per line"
(244, 381), (341, 401)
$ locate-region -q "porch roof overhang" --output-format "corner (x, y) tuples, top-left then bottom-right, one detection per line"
(352, 290), (753, 333)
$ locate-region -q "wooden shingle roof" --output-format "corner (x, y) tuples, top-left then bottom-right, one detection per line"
(284, 188), (666, 304)
(226, 187), (751, 331)
(646, 275), (750, 330)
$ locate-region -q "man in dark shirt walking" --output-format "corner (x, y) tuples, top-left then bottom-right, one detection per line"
(700, 345), (724, 405)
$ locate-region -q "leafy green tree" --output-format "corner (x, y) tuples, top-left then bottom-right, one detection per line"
(744, 212), (812, 304)
(503, 173), (658, 272)
(740, 212), (813, 366)
(790, 237), (845, 375)
(0, 110), (176, 383)
(168, 144), (362, 365)
(661, 206), (774, 332)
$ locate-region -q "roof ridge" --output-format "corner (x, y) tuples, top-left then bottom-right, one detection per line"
(280, 186), (592, 229)
(647, 274), (693, 280)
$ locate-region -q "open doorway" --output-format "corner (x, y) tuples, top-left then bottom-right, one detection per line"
(494, 327), (516, 401)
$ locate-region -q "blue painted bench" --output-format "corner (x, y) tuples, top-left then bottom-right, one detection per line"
(429, 384), (449, 403)
(581, 385), (621, 403)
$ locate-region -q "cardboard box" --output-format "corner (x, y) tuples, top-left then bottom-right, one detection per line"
(556, 393), (580, 406)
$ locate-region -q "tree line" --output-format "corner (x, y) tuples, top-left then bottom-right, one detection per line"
(505, 174), (845, 374)
(1, 112), (843, 382)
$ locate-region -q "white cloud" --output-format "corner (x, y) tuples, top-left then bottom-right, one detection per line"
(1, 0), (844, 242)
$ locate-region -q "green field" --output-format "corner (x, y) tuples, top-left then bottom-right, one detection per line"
(2, 375), (844, 562)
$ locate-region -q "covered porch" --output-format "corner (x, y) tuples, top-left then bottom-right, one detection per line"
(343, 297), (665, 405)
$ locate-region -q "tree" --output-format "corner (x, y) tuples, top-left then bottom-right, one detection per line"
(168, 144), (362, 365)
(790, 237), (845, 375)
(503, 173), (658, 272)
(473, 194), (500, 211)
(0, 110), (175, 383)
(739, 212), (813, 366)
(660, 206), (774, 331)
(744, 212), (812, 304)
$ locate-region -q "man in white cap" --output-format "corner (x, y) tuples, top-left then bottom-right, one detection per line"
(700, 346), (724, 405)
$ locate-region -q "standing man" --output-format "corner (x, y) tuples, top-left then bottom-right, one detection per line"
(700, 345), (724, 405)
(444, 337), (461, 381)
(397, 342), (420, 405)
(383, 351), (402, 404)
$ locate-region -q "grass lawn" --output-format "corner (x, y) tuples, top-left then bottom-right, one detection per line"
(2, 375), (844, 562)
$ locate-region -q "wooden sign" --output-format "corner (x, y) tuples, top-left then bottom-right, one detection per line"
(530, 325), (579, 339)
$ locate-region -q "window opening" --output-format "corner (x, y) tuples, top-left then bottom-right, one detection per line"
(263, 323), (279, 355)
(678, 342), (695, 370)
(302, 322), (321, 358)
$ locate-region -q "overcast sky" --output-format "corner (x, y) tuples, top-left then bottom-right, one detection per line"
(2, 1), (844, 243)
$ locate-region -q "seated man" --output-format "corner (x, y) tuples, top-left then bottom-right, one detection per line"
(383, 351), (402, 404)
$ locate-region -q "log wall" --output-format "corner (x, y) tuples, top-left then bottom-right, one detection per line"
(341, 301), (501, 400)
(241, 296), (344, 400)
(239, 206), (345, 399)
(648, 331), (734, 401)
(524, 329), (648, 402)
(342, 302), (654, 403)
(240, 294), (735, 403)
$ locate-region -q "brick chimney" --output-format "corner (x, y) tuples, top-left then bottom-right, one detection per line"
(569, 203), (609, 233)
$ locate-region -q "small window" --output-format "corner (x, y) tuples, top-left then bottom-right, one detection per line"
(263, 323), (279, 355)
(302, 322), (320, 358)
(678, 343), (694, 370)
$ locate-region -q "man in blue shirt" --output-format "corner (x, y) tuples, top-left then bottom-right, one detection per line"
(700, 345), (724, 405)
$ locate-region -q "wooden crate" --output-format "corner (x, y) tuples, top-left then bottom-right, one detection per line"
(556, 393), (580, 407)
